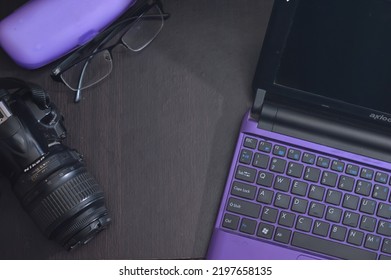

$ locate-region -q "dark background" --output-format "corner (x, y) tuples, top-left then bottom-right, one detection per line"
(0, 0), (273, 259)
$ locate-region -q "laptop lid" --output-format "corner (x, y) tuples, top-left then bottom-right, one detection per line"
(252, 0), (391, 127)
(251, 0), (391, 162)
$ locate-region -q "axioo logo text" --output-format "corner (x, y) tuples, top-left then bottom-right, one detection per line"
(369, 114), (391, 123)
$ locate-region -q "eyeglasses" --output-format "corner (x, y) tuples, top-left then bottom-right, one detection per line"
(51, 1), (169, 103)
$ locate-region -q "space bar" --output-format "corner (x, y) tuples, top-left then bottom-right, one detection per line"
(291, 232), (377, 260)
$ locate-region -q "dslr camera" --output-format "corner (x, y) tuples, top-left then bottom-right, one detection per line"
(0, 78), (111, 250)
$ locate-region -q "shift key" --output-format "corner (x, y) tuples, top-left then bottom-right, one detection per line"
(227, 197), (261, 218)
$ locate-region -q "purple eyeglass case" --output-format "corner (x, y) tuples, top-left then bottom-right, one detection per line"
(0, 0), (136, 69)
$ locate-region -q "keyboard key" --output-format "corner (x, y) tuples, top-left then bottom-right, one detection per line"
(261, 206), (279, 223)
(347, 229), (365, 246)
(343, 211), (360, 227)
(360, 168), (374, 180)
(313, 220), (330, 237)
(359, 198), (376, 215)
(295, 216), (313, 232)
(364, 234), (381, 251)
(256, 171), (274, 187)
(231, 181), (257, 200)
(381, 238), (391, 254)
(375, 172), (389, 184)
(278, 211), (296, 228)
(317, 156), (330, 168)
(269, 158), (287, 173)
(257, 223), (274, 239)
(291, 232), (377, 259)
(304, 167), (321, 182)
(302, 153), (316, 164)
(308, 185), (325, 201)
(380, 254), (391, 260)
(273, 145), (287, 157)
(377, 220), (391, 237)
(325, 206), (343, 223)
(359, 216), (376, 232)
(235, 165), (257, 183)
(239, 218), (257, 235)
(321, 171), (338, 187)
(325, 189), (342, 205)
(330, 225), (347, 241)
(309, 202), (326, 218)
(287, 162), (304, 178)
(291, 180), (308, 196)
(338, 175), (355, 192)
(288, 149), (301, 161)
(258, 141), (272, 153)
(355, 180), (372, 196)
(227, 197), (261, 218)
(239, 149), (253, 164)
(373, 184), (389, 201)
(331, 160), (345, 172)
(346, 164), (359, 176)
(274, 227), (292, 244)
(222, 213), (240, 230)
(274, 193), (291, 209)
(377, 203), (391, 219)
(257, 188), (274, 204)
(273, 176), (291, 192)
(342, 194), (360, 210)
(252, 153), (269, 169)
(291, 197), (308, 214)
(244, 137), (257, 149)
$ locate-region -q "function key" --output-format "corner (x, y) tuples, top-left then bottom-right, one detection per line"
(239, 218), (257, 235)
(288, 149), (301, 161)
(331, 160), (345, 172)
(273, 145), (287, 157)
(345, 164), (359, 176)
(244, 137), (258, 149)
(316, 156), (330, 168)
(302, 152), (316, 165)
(258, 141), (272, 153)
(375, 172), (389, 184)
(360, 168), (374, 180)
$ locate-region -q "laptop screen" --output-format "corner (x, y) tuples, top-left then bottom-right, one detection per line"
(275, 0), (391, 114)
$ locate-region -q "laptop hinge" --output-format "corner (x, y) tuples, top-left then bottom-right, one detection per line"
(258, 101), (391, 162)
(251, 89), (267, 120)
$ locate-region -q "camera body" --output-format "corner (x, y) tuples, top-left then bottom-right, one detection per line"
(0, 78), (111, 250)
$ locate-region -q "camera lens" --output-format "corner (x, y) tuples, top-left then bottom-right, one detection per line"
(13, 145), (111, 250)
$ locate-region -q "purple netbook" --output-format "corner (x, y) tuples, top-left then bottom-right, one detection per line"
(207, 0), (391, 260)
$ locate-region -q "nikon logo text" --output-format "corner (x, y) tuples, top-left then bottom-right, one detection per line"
(369, 113), (391, 123)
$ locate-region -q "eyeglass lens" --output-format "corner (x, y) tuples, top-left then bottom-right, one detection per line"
(59, 4), (164, 92)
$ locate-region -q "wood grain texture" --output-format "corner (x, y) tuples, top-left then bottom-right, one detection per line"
(0, 0), (273, 259)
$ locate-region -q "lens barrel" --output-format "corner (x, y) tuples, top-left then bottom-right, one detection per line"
(13, 145), (111, 250)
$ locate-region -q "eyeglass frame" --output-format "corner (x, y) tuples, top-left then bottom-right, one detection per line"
(50, 0), (169, 102)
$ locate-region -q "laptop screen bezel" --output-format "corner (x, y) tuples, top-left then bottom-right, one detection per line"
(252, 0), (391, 124)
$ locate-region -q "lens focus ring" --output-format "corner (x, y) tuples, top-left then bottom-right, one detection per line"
(29, 170), (101, 235)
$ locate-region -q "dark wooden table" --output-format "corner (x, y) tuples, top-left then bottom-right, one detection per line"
(0, 0), (273, 259)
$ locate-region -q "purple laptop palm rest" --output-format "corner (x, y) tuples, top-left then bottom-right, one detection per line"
(0, 0), (136, 69)
(207, 110), (391, 260)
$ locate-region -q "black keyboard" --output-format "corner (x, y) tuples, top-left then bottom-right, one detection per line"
(221, 134), (391, 260)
